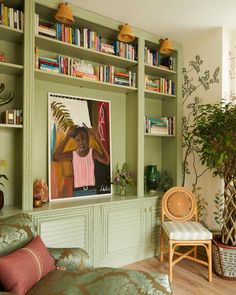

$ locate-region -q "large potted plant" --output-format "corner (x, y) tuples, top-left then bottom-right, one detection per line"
(193, 101), (236, 279)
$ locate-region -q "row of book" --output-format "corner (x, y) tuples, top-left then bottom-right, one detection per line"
(144, 47), (176, 70)
(0, 4), (24, 30)
(2, 109), (23, 125)
(145, 116), (175, 135)
(35, 52), (136, 87)
(94, 66), (136, 87)
(145, 75), (175, 95)
(35, 14), (137, 61)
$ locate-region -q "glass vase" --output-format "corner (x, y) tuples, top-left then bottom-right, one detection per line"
(146, 165), (160, 193)
(119, 185), (127, 196)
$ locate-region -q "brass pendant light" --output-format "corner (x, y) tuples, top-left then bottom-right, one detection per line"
(55, 2), (74, 24)
(118, 23), (135, 43)
(159, 38), (174, 55)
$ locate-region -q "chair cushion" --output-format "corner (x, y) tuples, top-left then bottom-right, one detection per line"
(27, 268), (172, 295)
(162, 221), (212, 240)
(0, 236), (55, 295)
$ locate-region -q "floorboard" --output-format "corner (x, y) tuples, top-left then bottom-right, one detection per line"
(124, 256), (236, 295)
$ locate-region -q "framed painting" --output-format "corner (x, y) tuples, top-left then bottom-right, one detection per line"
(48, 93), (112, 200)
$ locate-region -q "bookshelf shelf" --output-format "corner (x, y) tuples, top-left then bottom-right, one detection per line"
(35, 35), (138, 69)
(35, 69), (137, 93)
(0, 124), (23, 129)
(145, 133), (175, 137)
(145, 63), (176, 76)
(0, 62), (23, 75)
(145, 90), (175, 99)
(0, 25), (23, 43)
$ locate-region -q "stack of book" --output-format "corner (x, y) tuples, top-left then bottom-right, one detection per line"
(38, 57), (59, 73)
(101, 43), (115, 55)
(2, 109), (23, 125)
(0, 3), (24, 30)
(145, 116), (175, 135)
(35, 14), (56, 37)
(145, 75), (175, 95)
(114, 71), (136, 87)
(160, 56), (175, 71)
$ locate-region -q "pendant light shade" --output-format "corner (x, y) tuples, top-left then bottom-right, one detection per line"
(55, 2), (74, 24)
(118, 23), (135, 43)
(159, 38), (174, 55)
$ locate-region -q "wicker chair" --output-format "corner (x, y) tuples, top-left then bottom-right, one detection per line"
(160, 187), (212, 282)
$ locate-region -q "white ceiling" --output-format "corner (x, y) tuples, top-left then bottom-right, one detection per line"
(69, 0), (236, 43)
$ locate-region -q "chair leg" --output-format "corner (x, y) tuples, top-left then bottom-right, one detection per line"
(208, 242), (212, 282)
(160, 230), (164, 262)
(194, 245), (197, 259)
(169, 240), (173, 282)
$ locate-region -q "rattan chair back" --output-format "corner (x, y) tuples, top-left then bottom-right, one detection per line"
(161, 187), (197, 222)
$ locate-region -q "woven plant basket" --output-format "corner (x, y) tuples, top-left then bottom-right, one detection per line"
(212, 236), (236, 280)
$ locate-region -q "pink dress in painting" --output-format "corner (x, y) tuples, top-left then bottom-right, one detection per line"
(72, 149), (95, 188)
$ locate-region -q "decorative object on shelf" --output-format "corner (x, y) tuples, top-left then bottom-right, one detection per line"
(0, 83), (14, 106)
(112, 163), (135, 196)
(0, 159), (8, 210)
(49, 93), (111, 200)
(159, 38), (174, 55)
(33, 179), (49, 203)
(0, 52), (6, 62)
(54, 2), (74, 24)
(145, 165), (160, 193)
(33, 194), (43, 208)
(118, 23), (135, 43)
(159, 171), (173, 192)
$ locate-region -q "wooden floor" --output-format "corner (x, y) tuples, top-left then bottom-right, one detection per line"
(125, 256), (236, 295)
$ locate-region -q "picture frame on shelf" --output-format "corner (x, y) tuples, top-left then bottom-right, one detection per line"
(48, 92), (112, 201)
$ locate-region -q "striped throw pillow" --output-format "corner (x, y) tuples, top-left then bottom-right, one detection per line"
(0, 236), (55, 295)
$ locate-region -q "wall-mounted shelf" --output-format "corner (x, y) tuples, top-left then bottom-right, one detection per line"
(145, 63), (176, 77)
(35, 69), (137, 93)
(0, 25), (23, 43)
(145, 90), (175, 99)
(145, 133), (175, 137)
(0, 123), (23, 129)
(35, 35), (138, 69)
(0, 62), (23, 76)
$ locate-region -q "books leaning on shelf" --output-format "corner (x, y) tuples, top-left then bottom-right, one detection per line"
(0, 3), (24, 30)
(2, 109), (23, 125)
(145, 116), (175, 135)
(145, 47), (176, 70)
(35, 50), (136, 87)
(145, 47), (161, 66)
(145, 75), (175, 95)
(35, 14), (137, 61)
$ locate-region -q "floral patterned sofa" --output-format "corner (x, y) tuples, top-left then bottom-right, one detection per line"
(0, 213), (172, 295)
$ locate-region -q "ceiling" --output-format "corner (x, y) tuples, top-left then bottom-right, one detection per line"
(69, 0), (236, 43)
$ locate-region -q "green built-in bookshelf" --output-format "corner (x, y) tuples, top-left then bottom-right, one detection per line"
(0, 0), (182, 214)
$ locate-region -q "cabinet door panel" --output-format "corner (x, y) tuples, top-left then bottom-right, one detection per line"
(100, 202), (145, 266)
(33, 207), (93, 254)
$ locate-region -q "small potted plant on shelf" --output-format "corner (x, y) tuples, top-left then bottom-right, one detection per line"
(193, 101), (236, 280)
(112, 163), (135, 196)
(0, 159), (8, 209)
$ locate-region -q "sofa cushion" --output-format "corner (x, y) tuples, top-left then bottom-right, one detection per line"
(0, 213), (35, 256)
(0, 236), (55, 295)
(162, 221), (212, 240)
(27, 268), (172, 295)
